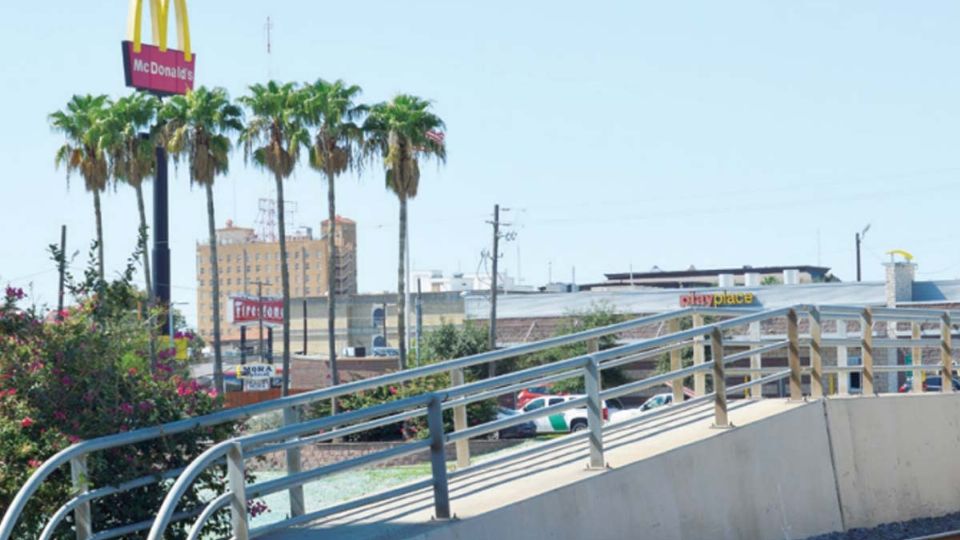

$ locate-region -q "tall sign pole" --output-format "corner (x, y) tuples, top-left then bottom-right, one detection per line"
(153, 144), (171, 338)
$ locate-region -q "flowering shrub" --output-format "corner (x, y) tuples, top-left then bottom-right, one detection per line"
(0, 265), (244, 539)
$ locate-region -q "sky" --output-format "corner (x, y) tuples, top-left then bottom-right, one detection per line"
(3, 1), (960, 326)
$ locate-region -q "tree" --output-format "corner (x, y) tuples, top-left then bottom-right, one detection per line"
(300, 79), (366, 395)
(50, 94), (112, 280)
(239, 81), (310, 396)
(363, 95), (446, 369)
(161, 87), (243, 393)
(102, 92), (160, 311)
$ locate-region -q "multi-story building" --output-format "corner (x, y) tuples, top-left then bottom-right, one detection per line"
(196, 216), (357, 342)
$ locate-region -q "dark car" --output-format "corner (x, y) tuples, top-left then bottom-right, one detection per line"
(898, 376), (960, 393)
(490, 407), (536, 439)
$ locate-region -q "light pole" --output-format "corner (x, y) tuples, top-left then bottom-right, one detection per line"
(856, 224), (871, 282)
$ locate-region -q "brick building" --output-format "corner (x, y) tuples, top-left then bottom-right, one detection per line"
(196, 216), (357, 343)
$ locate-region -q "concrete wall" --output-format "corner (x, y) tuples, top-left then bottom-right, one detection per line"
(827, 394), (960, 529)
(416, 395), (960, 540)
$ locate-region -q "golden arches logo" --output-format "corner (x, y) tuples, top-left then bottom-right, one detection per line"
(126, 0), (192, 61)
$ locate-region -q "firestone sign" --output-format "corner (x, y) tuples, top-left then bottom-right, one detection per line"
(122, 0), (195, 95)
(231, 296), (284, 326)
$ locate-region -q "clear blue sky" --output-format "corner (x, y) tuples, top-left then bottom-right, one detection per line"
(3, 1), (960, 326)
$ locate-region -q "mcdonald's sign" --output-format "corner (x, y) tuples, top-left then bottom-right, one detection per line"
(121, 0), (196, 95)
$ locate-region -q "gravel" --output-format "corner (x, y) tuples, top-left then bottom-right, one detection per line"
(803, 512), (960, 540)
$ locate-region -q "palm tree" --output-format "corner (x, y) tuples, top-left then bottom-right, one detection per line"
(50, 94), (112, 280)
(239, 81), (310, 396)
(102, 92), (160, 303)
(300, 79), (366, 393)
(363, 95), (446, 369)
(160, 87), (243, 392)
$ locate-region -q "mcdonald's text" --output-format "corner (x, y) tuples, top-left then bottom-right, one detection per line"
(122, 40), (195, 95)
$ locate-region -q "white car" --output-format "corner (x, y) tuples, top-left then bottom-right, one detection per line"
(520, 395), (618, 433)
(609, 392), (675, 424)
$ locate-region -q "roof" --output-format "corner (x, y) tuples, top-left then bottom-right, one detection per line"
(321, 215), (356, 225)
(465, 279), (960, 320)
(604, 265), (832, 281)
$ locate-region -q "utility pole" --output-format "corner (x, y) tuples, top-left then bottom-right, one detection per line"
(301, 246), (307, 355)
(856, 224), (871, 282)
(248, 280), (271, 364)
(489, 204), (500, 357)
(153, 144), (171, 339)
(486, 205), (516, 377)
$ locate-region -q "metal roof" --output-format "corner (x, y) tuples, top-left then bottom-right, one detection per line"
(465, 279), (960, 320)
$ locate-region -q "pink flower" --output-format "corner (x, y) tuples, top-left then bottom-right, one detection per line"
(4, 286), (25, 300)
(53, 411), (67, 421)
(67, 435), (81, 444)
(20, 417), (34, 429)
(128, 368), (138, 377)
(389, 386), (398, 395)
(119, 403), (134, 415)
(28, 459), (41, 468)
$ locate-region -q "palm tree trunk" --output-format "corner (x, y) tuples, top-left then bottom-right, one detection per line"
(135, 183), (157, 370)
(276, 174), (292, 396)
(206, 183), (224, 393)
(93, 188), (105, 281)
(397, 195), (407, 370)
(326, 167), (340, 410)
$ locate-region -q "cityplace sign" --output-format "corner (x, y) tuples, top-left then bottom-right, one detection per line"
(679, 291), (757, 308)
(122, 0), (196, 95)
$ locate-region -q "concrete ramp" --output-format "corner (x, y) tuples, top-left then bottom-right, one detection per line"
(262, 394), (960, 540)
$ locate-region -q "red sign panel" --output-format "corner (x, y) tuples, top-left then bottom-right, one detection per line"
(232, 297), (284, 326)
(121, 40), (196, 95)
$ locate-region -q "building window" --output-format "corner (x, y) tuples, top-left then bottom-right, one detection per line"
(295, 263), (300, 271)
(245, 265), (251, 272)
(255, 253), (260, 260)
(226, 255), (232, 263)
(227, 278), (232, 285)
(256, 265), (261, 272)
(237, 265), (241, 273)
(303, 252), (309, 259)
(294, 251), (300, 259)
(304, 263), (310, 270)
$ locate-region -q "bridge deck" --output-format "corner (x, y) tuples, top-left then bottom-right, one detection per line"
(260, 398), (803, 540)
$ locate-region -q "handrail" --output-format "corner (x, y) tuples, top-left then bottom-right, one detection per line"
(9, 303), (960, 540)
(1, 308), (694, 540)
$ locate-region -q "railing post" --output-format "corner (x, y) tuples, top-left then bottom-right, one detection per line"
(427, 395), (451, 519)
(942, 313), (953, 393)
(912, 322), (923, 394)
(787, 309), (802, 400)
(669, 320), (683, 404)
(282, 406), (305, 518)
(749, 321), (762, 399)
(226, 442), (249, 540)
(710, 328), (729, 427)
(861, 309), (874, 395)
(450, 368), (470, 469)
(584, 355), (605, 468)
(69, 456), (92, 540)
(693, 313), (706, 396)
(809, 308), (823, 398)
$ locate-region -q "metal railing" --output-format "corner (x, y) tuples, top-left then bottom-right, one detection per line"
(3, 304), (960, 540)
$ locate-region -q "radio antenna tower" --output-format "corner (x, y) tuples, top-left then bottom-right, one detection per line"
(255, 198), (277, 242)
(264, 16), (273, 78)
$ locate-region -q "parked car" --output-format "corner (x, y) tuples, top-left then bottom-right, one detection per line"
(489, 407), (537, 439)
(898, 376), (960, 393)
(519, 395), (613, 433)
(517, 385), (558, 409)
(609, 393), (675, 424)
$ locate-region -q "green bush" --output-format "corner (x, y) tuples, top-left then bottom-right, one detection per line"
(0, 251), (242, 539)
